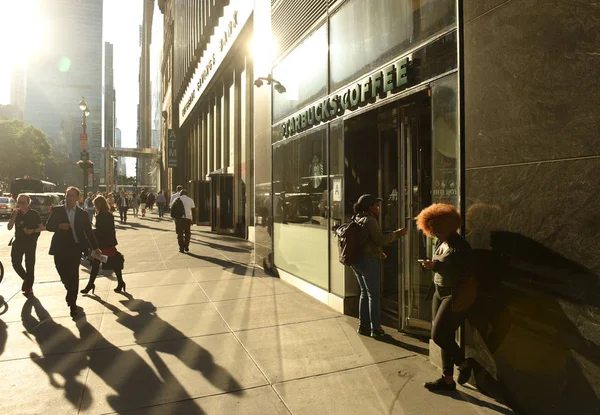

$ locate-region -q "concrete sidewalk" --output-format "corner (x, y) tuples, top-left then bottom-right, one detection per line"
(0, 211), (514, 414)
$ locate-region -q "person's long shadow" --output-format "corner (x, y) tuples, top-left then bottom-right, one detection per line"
(75, 314), (206, 414)
(88, 294), (244, 396)
(21, 296), (92, 411)
(465, 230), (600, 414)
(21, 296), (206, 413)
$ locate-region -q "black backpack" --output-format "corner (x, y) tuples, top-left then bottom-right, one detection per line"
(334, 216), (363, 266)
(170, 198), (185, 219)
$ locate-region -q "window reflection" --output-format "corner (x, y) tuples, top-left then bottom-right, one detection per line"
(273, 127), (328, 228)
(330, 0), (456, 91)
(272, 24), (328, 122)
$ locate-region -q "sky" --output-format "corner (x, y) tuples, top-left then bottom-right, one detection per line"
(0, 0), (158, 177)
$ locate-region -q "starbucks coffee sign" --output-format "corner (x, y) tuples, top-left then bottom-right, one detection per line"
(281, 57), (410, 138)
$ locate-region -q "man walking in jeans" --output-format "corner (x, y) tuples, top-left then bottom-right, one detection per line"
(172, 189), (195, 253)
(8, 194), (44, 295)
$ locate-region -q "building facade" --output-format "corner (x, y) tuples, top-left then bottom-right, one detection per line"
(159, 1), (600, 412)
(104, 42), (116, 186)
(252, 1), (600, 414)
(9, 66), (26, 116)
(24, 0), (103, 186)
(164, 0), (254, 236)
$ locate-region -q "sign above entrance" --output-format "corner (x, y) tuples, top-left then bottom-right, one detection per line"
(281, 56), (410, 139)
(167, 130), (177, 168)
(179, 1), (252, 126)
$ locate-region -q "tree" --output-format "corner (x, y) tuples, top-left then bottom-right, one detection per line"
(45, 152), (79, 189)
(115, 174), (137, 185)
(0, 120), (52, 181)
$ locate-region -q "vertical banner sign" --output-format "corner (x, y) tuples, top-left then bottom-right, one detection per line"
(167, 129), (178, 168)
(80, 133), (88, 150)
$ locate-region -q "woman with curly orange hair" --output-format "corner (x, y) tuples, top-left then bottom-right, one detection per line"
(416, 203), (473, 391)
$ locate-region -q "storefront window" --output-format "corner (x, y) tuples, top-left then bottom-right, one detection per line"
(330, 0), (456, 91)
(272, 24), (328, 123)
(431, 73), (459, 208)
(273, 126), (329, 290)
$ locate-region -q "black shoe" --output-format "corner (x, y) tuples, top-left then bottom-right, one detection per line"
(80, 284), (95, 295)
(179, 247), (184, 253)
(70, 306), (79, 318)
(457, 358), (473, 385)
(357, 326), (371, 336)
(424, 376), (456, 392)
(184, 246), (189, 252)
(114, 282), (126, 293)
(371, 328), (386, 338)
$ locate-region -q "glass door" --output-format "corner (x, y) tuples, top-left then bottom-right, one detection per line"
(400, 93), (434, 334)
(378, 107), (400, 326)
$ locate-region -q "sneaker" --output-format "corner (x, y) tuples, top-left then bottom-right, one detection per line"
(371, 328), (386, 338)
(457, 358), (473, 385)
(357, 326), (370, 336)
(424, 376), (456, 392)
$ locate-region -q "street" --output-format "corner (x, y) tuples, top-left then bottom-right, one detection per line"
(0, 210), (512, 414)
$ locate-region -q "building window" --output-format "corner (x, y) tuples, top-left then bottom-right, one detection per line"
(273, 126), (329, 289)
(329, 0), (456, 91)
(272, 23), (328, 123)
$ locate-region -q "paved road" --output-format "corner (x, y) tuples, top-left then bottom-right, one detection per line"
(0, 211), (513, 414)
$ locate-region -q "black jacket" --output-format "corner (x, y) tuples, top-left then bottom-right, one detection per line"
(94, 212), (118, 249)
(46, 205), (99, 255)
(432, 232), (472, 287)
(115, 197), (130, 209)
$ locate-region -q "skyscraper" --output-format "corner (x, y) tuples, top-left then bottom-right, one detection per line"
(24, 0), (103, 185)
(10, 65), (26, 117)
(104, 42), (115, 148)
(115, 127), (126, 176)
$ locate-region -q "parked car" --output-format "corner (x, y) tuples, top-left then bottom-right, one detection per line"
(0, 196), (16, 218)
(24, 193), (61, 221)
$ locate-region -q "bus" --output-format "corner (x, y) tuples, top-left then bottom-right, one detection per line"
(10, 178), (57, 198)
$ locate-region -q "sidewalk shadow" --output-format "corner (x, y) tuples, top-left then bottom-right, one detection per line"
(75, 315), (206, 414)
(189, 237), (252, 254)
(21, 296), (92, 410)
(428, 388), (514, 414)
(88, 294), (244, 396)
(20, 296), (206, 413)
(374, 334), (429, 356)
(185, 252), (250, 273)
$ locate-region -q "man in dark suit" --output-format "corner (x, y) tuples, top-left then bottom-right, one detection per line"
(115, 191), (130, 223)
(46, 186), (102, 317)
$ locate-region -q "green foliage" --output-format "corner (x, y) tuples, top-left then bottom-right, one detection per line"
(0, 120), (52, 180)
(115, 174), (137, 185)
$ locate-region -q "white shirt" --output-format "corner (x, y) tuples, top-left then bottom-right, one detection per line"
(65, 205), (79, 243)
(179, 195), (195, 220)
(169, 191), (181, 207)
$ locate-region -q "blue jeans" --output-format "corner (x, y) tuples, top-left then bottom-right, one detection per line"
(350, 257), (381, 330)
(157, 203), (165, 217)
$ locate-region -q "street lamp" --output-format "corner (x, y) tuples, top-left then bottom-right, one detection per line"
(78, 96), (93, 194)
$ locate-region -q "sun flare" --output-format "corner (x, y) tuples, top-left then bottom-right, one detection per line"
(0, 0), (48, 69)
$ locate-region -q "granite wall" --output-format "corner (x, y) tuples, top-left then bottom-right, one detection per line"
(463, 1), (600, 413)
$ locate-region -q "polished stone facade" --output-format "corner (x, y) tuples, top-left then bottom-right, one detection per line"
(464, 1), (600, 413)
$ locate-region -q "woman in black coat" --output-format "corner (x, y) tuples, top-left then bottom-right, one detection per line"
(81, 195), (126, 294)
